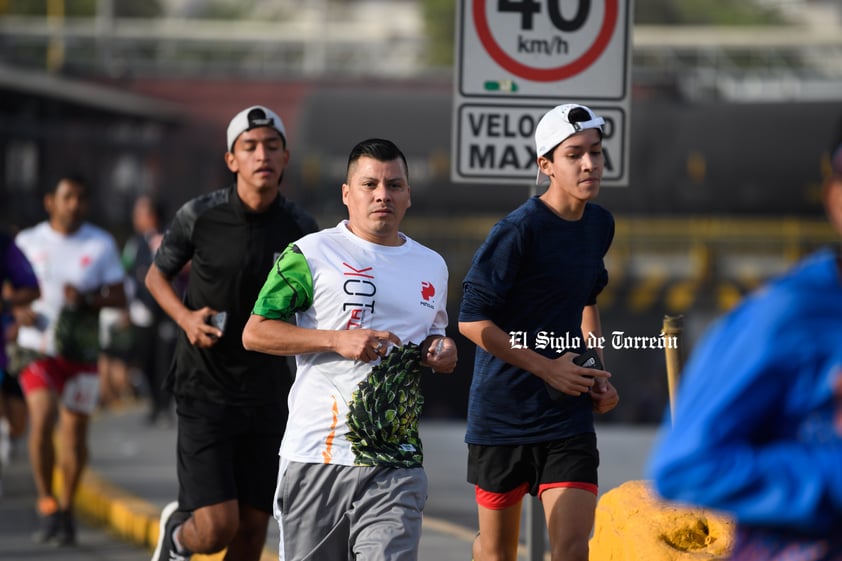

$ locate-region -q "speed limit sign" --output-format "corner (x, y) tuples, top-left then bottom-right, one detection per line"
(458, 0), (630, 99)
(452, 0), (632, 186)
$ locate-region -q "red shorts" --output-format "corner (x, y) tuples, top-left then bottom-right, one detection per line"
(20, 356), (99, 413)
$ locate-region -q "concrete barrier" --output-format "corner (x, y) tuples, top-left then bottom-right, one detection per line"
(590, 480), (735, 560)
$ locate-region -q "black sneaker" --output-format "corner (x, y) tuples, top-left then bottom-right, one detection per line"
(151, 501), (192, 561)
(32, 510), (61, 544)
(55, 510), (76, 546)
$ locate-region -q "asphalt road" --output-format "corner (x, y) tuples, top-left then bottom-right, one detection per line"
(0, 405), (659, 561)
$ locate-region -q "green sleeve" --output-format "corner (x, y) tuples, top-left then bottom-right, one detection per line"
(252, 243), (314, 320)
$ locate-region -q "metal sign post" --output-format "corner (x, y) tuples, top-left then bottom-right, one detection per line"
(663, 314), (685, 423)
(526, 497), (545, 561)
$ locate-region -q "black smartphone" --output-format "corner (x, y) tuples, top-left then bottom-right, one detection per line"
(573, 348), (603, 370)
(207, 311), (227, 334)
(545, 349), (603, 401)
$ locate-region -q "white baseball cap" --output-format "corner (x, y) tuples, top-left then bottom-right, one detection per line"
(226, 105), (287, 151)
(534, 103), (604, 184)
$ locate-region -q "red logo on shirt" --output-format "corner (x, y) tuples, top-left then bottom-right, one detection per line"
(80, 255), (92, 267)
(421, 281), (435, 301)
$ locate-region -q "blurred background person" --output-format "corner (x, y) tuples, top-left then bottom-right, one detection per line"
(14, 174), (126, 546)
(97, 288), (136, 409)
(647, 142), (842, 560)
(0, 230), (40, 496)
(122, 194), (175, 425)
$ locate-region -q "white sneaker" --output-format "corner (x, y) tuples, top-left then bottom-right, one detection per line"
(151, 501), (192, 561)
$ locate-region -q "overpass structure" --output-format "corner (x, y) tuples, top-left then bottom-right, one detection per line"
(1, 11), (842, 100)
(632, 24), (842, 101)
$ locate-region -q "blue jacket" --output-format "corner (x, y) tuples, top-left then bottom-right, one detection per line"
(648, 249), (842, 542)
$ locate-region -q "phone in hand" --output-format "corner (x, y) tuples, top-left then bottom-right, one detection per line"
(573, 348), (603, 370)
(545, 349), (604, 401)
(207, 311), (227, 335)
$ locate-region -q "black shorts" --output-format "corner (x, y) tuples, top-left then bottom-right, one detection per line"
(1, 369), (24, 399)
(175, 397), (286, 514)
(467, 433), (599, 508)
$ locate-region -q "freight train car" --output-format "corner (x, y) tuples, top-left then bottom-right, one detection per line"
(288, 84), (841, 219)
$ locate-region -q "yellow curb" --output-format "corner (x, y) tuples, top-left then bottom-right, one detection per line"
(64, 464), (477, 560)
(58, 467), (278, 561)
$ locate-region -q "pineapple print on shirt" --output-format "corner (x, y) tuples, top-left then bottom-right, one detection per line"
(345, 343), (424, 468)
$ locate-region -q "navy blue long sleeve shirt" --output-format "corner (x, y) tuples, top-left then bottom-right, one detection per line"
(460, 197), (614, 445)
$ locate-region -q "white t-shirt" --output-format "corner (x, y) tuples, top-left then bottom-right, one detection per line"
(254, 221), (449, 467)
(16, 222), (125, 356)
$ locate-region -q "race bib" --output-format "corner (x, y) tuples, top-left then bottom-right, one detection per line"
(61, 373), (100, 414)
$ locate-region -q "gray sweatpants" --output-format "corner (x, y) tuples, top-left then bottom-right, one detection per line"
(274, 459), (428, 561)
